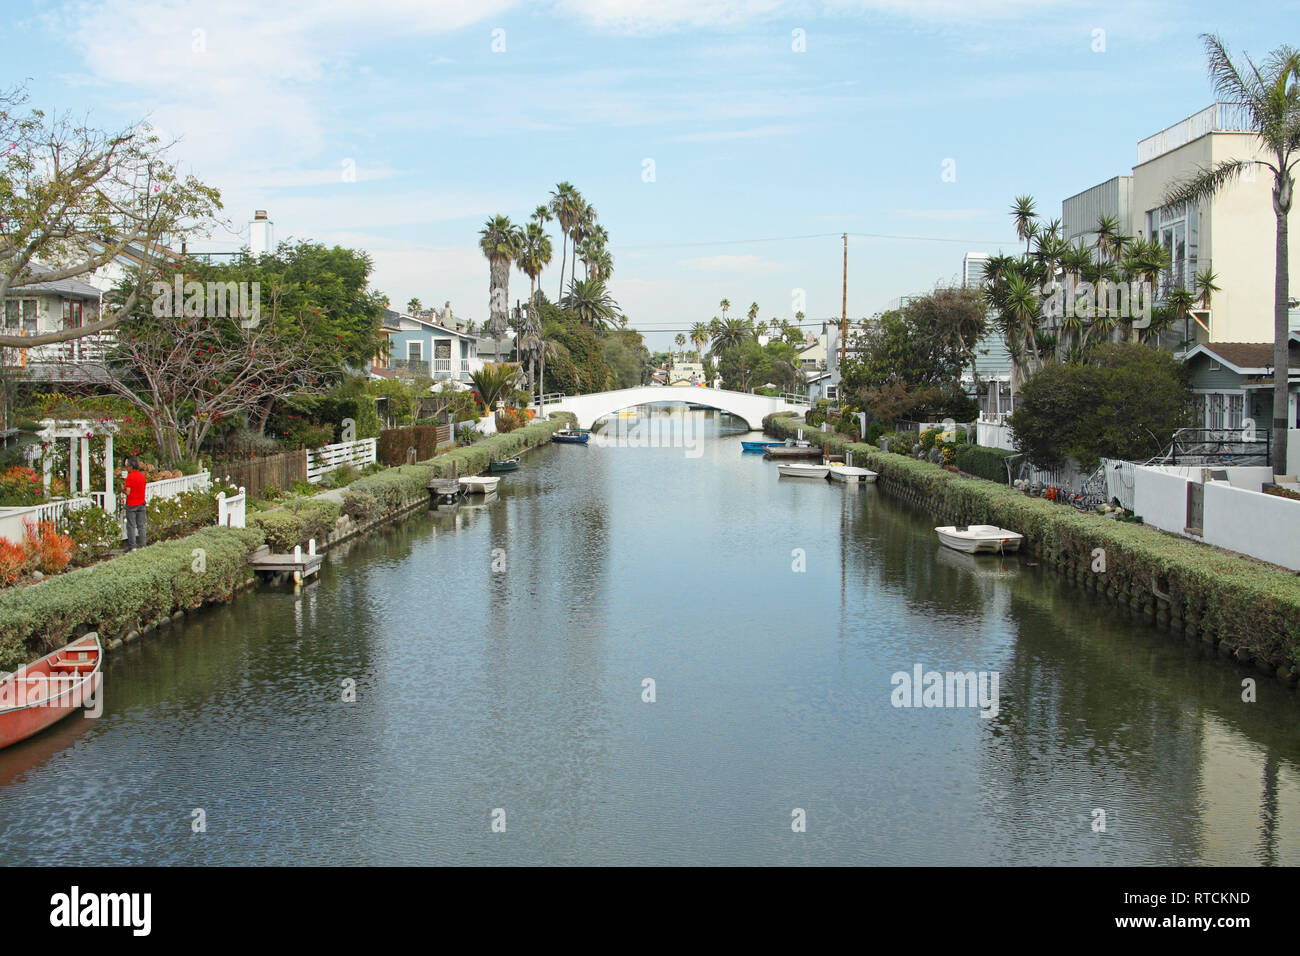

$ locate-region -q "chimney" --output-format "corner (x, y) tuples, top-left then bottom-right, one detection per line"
(249, 209), (274, 257)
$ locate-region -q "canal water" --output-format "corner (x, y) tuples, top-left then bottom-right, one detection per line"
(0, 408), (1296, 865)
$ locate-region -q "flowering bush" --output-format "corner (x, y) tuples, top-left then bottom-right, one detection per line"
(22, 520), (74, 574)
(0, 539), (27, 586)
(0, 466), (44, 506)
(63, 506), (124, 562)
(495, 407), (528, 434)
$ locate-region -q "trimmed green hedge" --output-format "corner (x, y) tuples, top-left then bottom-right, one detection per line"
(764, 413), (1300, 673)
(0, 526), (264, 669)
(954, 444), (1017, 484)
(249, 499), (341, 552)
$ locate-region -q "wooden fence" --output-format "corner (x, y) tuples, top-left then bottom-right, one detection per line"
(307, 438), (377, 483)
(212, 450), (307, 497)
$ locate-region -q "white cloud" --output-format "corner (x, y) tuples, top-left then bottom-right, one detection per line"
(670, 124), (800, 142)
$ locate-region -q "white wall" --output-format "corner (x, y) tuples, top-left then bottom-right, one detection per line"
(1203, 481), (1300, 571)
(1289, 430), (1300, 477)
(1134, 466), (1191, 534)
(976, 420), (1015, 451)
(1135, 464), (1300, 570)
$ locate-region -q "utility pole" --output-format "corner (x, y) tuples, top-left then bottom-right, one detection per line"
(840, 233), (848, 365)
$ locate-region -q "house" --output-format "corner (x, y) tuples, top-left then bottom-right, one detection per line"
(1062, 104), (1300, 347)
(1181, 333), (1300, 472)
(378, 307), (485, 384)
(668, 360), (704, 386)
(1, 263), (112, 380)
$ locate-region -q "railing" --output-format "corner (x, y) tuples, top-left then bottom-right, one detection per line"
(390, 358), (430, 376)
(1158, 427), (1270, 467)
(778, 392), (811, 406)
(216, 486), (247, 529)
(433, 359), (452, 374)
(532, 392), (568, 406)
(1136, 102), (1257, 165)
(0, 497), (94, 543)
(306, 438), (377, 483)
(145, 471), (211, 502)
(13, 331), (117, 366)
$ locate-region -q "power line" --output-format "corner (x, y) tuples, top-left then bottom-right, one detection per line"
(621, 230), (1012, 250)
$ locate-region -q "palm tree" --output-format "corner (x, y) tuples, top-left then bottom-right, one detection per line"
(549, 182), (581, 300)
(468, 362), (522, 412)
(747, 301), (759, 324)
(674, 333), (687, 360)
(1163, 35), (1300, 473)
(479, 215), (522, 363)
(516, 221), (553, 398)
(569, 200), (595, 279)
(1011, 195), (1038, 254)
(709, 317), (754, 356)
(407, 297), (422, 315)
(719, 299), (731, 321)
(562, 276), (620, 329)
(690, 321), (710, 358)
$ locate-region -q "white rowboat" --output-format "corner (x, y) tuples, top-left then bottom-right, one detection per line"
(935, 525), (1024, 554)
(827, 466), (877, 483)
(777, 463), (830, 479)
(458, 475), (501, 494)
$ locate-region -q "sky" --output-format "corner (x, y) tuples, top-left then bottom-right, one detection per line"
(4, 0), (1297, 350)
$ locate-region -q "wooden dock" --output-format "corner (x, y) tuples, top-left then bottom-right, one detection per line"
(763, 445), (824, 460)
(426, 478), (465, 509)
(249, 544), (323, 586)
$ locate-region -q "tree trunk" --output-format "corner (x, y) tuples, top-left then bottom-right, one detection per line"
(557, 234), (567, 302)
(1273, 181), (1292, 476)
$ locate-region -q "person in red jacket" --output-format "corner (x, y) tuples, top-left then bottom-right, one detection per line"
(123, 457), (147, 551)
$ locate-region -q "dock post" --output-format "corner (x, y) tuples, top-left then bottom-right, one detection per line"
(294, 544), (302, 563)
(308, 538), (316, 556)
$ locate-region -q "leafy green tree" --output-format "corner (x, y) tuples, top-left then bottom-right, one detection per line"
(562, 276), (620, 329)
(1008, 343), (1194, 470)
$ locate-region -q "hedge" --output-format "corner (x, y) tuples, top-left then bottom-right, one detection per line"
(954, 444), (1017, 484)
(249, 499), (341, 552)
(764, 412), (1300, 673)
(0, 526), (264, 670)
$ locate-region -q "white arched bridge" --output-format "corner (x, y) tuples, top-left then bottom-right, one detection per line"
(531, 386), (809, 431)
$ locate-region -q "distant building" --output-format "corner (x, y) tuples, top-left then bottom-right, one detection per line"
(1061, 175), (1133, 249)
(249, 210), (274, 257)
(961, 253), (990, 289)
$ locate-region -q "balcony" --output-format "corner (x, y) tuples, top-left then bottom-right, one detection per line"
(1137, 102), (1257, 165)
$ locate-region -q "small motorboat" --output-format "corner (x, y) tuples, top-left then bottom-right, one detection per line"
(458, 475), (501, 495)
(487, 457), (520, 473)
(935, 524), (1024, 554)
(742, 440), (781, 452)
(427, 478), (465, 509)
(777, 463), (830, 479)
(0, 633), (102, 750)
(827, 465), (878, 483)
(551, 429), (590, 444)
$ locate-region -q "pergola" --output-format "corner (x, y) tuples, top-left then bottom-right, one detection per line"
(35, 419), (122, 513)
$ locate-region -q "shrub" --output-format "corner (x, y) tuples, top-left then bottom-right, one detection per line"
(63, 506), (124, 561)
(249, 500), (339, 552)
(1265, 485), (1300, 503)
(22, 520), (74, 574)
(919, 428), (942, 453)
(284, 498), (342, 544)
(0, 526), (264, 669)
(0, 539), (27, 586)
(322, 462), (361, 489)
(953, 444), (1017, 484)
(146, 490), (220, 542)
(340, 490), (382, 524)
(496, 407), (527, 434)
(0, 465), (44, 506)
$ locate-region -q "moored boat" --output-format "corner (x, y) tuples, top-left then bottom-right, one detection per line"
(551, 429), (590, 444)
(934, 524), (1024, 554)
(458, 475), (501, 494)
(827, 465), (878, 483)
(487, 457), (520, 473)
(741, 440), (781, 452)
(0, 633), (102, 751)
(777, 463), (831, 479)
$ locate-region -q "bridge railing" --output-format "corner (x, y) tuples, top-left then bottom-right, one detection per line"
(778, 392), (811, 406)
(531, 392), (568, 406)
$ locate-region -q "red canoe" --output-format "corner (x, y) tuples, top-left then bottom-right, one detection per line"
(0, 633), (102, 750)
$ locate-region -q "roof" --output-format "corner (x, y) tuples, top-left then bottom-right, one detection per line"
(8, 262), (102, 300)
(1183, 333), (1300, 375)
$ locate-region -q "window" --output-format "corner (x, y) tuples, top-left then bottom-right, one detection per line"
(1207, 393), (1224, 429)
(1227, 394), (1244, 430)
(63, 300), (83, 329)
(22, 300), (36, 334)
(1198, 391), (1246, 430)
(5, 299), (37, 333)
(407, 341), (422, 361)
(1146, 201), (1198, 298)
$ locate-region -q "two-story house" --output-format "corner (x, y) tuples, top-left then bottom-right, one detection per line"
(2, 263), (108, 379)
(376, 306), (484, 385)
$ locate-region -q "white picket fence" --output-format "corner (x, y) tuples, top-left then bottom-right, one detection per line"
(216, 486), (247, 529)
(0, 497), (95, 544)
(306, 438), (377, 483)
(145, 471), (211, 502)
